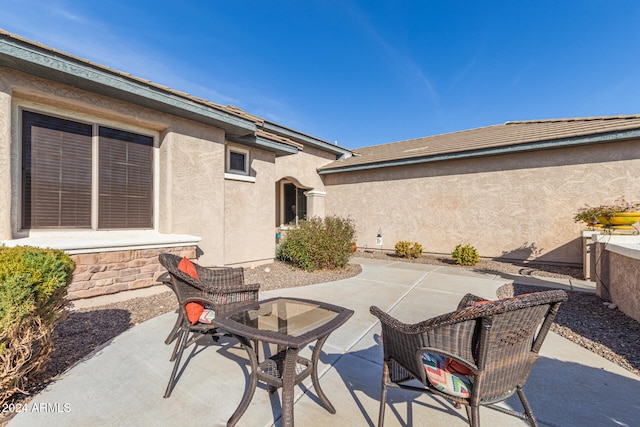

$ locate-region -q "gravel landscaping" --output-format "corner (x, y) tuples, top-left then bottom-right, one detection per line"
(3, 251), (639, 424)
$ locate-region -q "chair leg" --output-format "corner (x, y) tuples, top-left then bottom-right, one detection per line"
(468, 405), (480, 427)
(517, 387), (538, 427)
(165, 324), (189, 398)
(165, 312), (184, 345)
(377, 361), (390, 427)
(169, 327), (184, 362)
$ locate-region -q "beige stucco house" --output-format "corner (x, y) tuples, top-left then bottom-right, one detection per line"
(320, 117), (640, 265)
(2, 29), (640, 301)
(0, 30), (351, 299)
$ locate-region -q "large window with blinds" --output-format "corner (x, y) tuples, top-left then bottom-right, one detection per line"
(22, 110), (154, 230)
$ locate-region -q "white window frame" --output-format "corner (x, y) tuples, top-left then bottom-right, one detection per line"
(226, 146), (250, 175)
(13, 103), (159, 236)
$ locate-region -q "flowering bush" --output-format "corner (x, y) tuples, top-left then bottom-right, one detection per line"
(573, 198), (640, 224)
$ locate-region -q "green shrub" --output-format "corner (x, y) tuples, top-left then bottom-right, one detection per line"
(394, 241), (423, 259)
(277, 216), (356, 271)
(0, 246), (75, 404)
(451, 243), (480, 266)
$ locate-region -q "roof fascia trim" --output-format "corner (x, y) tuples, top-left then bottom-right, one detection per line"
(0, 34), (256, 134)
(319, 128), (640, 175)
(261, 122), (352, 158)
(233, 135), (299, 156)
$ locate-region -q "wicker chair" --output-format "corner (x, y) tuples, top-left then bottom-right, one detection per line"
(370, 289), (568, 427)
(158, 253), (260, 398)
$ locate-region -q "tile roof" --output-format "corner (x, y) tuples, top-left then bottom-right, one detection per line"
(0, 29), (349, 156)
(319, 115), (640, 172)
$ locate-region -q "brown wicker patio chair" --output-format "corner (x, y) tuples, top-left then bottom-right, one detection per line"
(370, 289), (568, 427)
(158, 253), (260, 398)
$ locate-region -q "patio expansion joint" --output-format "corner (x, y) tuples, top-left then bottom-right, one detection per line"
(294, 270), (434, 407)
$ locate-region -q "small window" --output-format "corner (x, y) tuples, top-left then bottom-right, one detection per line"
(226, 146), (250, 175)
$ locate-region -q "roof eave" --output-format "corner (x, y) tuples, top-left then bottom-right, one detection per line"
(234, 134), (299, 156)
(261, 121), (352, 159)
(318, 128), (640, 175)
(0, 31), (257, 138)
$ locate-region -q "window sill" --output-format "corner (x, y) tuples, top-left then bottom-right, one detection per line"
(1, 230), (201, 254)
(224, 173), (256, 183)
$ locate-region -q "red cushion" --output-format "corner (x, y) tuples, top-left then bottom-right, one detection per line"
(178, 257), (199, 279)
(474, 293), (536, 307)
(445, 358), (474, 376)
(185, 302), (204, 324)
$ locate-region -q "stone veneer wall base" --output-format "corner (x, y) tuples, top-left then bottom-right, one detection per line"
(67, 246), (196, 301)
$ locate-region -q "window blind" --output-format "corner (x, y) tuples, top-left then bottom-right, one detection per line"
(22, 111), (92, 228)
(98, 126), (153, 229)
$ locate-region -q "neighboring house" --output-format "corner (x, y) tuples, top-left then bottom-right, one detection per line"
(0, 30), (351, 299)
(2, 30), (640, 301)
(319, 117), (640, 264)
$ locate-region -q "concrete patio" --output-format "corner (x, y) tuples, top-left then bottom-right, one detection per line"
(9, 257), (640, 426)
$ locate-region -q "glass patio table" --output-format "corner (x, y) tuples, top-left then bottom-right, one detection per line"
(213, 297), (354, 427)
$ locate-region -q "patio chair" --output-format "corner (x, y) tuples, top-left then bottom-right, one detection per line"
(158, 253), (260, 398)
(370, 289), (568, 427)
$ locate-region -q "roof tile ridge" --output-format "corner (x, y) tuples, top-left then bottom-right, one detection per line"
(506, 114), (640, 125)
(355, 123), (505, 152)
(224, 105), (264, 124)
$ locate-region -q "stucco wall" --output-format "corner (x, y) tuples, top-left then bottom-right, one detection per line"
(607, 251), (640, 323)
(224, 146), (277, 266)
(275, 145), (336, 189)
(0, 66), (231, 265)
(157, 122), (226, 266)
(323, 141), (640, 264)
(274, 145), (337, 220)
(0, 74), (10, 240)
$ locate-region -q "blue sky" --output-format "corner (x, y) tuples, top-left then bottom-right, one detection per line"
(2, 0), (639, 149)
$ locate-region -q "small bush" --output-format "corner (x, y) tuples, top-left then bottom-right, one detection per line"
(277, 216), (356, 271)
(394, 241), (423, 259)
(451, 243), (480, 266)
(0, 246), (75, 404)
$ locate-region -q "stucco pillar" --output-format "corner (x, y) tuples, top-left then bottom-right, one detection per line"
(582, 231), (599, 280)
(305, 189), (326, 219)
(0, 78), (12, 240)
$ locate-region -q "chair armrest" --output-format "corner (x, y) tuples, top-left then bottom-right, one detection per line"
(456, 293), (487, 310)
(370, 305), (476, 334)
(201, 282), (260, 295)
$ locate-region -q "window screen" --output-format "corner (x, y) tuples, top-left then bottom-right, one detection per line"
(229, 150), (247, 173)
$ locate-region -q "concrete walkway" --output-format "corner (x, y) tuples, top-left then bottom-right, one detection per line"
(9, 258), (640, 426)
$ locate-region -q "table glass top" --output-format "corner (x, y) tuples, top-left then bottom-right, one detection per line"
(229, 298), (341, 337)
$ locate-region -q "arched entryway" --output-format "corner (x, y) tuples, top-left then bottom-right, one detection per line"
(276, 178), (308, 227)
